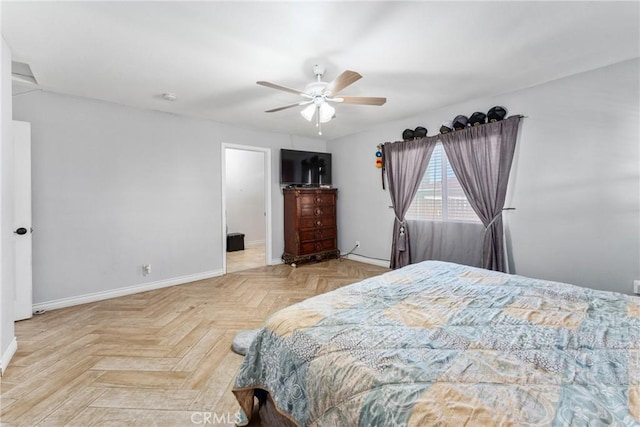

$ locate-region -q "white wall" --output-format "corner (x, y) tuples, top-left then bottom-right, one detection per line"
(12, 91), (324, 305)
(9, 60), (639, 309)
(225, 148), (265, 246)
(329, 59), (640, 295)
(1, 36), (16, 371)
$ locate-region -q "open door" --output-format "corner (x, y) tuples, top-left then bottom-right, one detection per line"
(221, 143), (272, 274)
(13, 120), (32, 321)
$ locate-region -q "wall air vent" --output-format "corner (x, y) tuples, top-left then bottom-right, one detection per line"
(11, 61), (38, 85)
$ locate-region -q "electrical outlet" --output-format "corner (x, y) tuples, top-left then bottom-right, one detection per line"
(143, 264), (151, 276)
(634, 280), (640, 294)
(355, 241), (360, 248)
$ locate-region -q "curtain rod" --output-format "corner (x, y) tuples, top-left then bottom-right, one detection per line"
(380, 115), (526, 147)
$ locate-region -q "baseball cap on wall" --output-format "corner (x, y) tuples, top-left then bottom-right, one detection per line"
(487, 106), (507, 122)
(402, 129), (415, 141)
(452, 115), (468, 130)
(469, 112), (487, 126)
(440, 121), (453, 134)
(413, 126), (428, 138)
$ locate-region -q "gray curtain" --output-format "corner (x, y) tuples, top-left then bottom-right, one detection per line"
(383, 138), (436, 269)
(407, 219), (485, 267)
(440, 116), (520, 272)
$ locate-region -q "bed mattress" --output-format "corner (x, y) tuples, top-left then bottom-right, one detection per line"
(233, 261), (640, 426)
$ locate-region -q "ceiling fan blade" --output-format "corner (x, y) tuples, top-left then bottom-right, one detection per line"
(257, 81), (309, 97)
(324, 70), (362, 96)
(265, 100), (312, 113)
(332, 96), (387, 106)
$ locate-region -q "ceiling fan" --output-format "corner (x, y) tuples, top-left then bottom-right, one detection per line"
(257, 65), (386, 135)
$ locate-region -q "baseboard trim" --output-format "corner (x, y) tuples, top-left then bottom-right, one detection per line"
(245, 240), (265, 248)
(1, 336), (17, 375)
(32, 269), (224, 313)
(271, 258), (283, 265)
(346, 254), (390, 268)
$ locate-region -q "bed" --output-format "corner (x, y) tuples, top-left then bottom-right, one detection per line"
(233, 261), (640, 426)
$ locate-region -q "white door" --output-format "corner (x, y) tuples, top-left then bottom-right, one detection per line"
(13, 121), (32, 321)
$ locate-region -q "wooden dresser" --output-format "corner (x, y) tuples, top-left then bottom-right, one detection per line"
(282, 187), (339, 265)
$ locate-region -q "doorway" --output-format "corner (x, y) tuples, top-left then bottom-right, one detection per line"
(221, 144), (272, 274)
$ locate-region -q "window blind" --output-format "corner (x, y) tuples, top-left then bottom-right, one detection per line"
(406, 143), (480, 223)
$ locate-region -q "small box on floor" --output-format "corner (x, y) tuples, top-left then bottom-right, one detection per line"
(227, 233), (245, 252)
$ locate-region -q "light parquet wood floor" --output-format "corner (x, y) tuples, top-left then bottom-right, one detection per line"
(0, 259), (388, 426)
(226, 245), (265, 274)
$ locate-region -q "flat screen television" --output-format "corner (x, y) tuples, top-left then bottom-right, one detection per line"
(280, 149), (332, 187)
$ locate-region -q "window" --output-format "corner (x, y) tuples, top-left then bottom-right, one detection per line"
(406, 143), (480, 223)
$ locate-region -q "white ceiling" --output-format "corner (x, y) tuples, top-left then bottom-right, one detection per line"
(3, 1), (639, 140)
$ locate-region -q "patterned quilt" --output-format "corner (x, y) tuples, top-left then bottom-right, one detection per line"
(233, 261), (640, 426)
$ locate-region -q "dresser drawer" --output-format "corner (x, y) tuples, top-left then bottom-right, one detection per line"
(298, 193), (335, 208)
(299, 215), (336, 229)
(299, 204), (335, 217)
(299, 238), (337, 255)
(298, 227), (337, 242)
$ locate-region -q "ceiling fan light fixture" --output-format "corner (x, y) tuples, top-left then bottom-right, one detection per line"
(300, 104), (316, 121)
(259, 65), (386, 135)
(319, 103), (335, 123)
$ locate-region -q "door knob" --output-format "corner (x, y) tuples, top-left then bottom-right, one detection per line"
(14, 227), (28, 235)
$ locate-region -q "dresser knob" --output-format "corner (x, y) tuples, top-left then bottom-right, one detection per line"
(316, 221), (322, 226)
